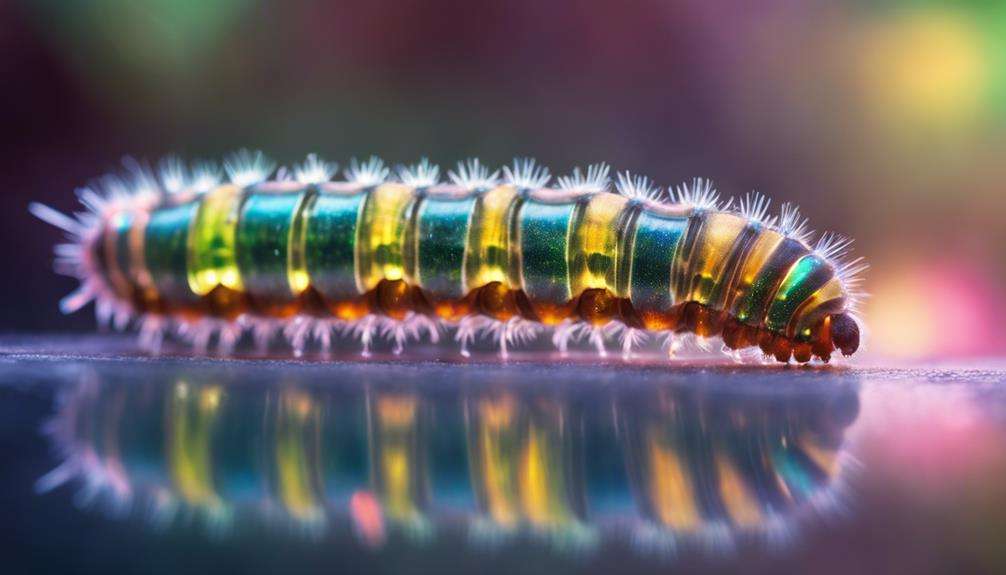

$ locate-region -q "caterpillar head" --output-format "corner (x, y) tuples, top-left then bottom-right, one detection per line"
(828, 313), (860, 356)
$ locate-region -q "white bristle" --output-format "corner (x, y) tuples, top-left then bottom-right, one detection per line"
(615, 171), (663, 202)
(29, 203), (85, 236)
(157, 156), (188, 194)
(345, 156), (389, 186)
(737, 191), (776, 226)
(814, 232), (853, 262)
(224, 149), (275, 187)
(557, 163), (610, 192)
(121, 157), (159, 200)
(673, 178), (722, 211)
(502, 158), (551, 189)
(294, 154), (337, 185)
(397, 158), (441, 187)
(448, 158), (499, 189)
(190, 160), (223, 192)
(814, 232), (869, 310)
(778, 202), (812, 243)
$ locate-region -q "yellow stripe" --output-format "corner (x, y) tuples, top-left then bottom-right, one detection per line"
(683, 212), (748, 305)
(276, 391), (321, 521)
(287, 191), (314, 295)
(646, 429), (699, 531)
(168, 382), (222, 507)
(463, 185), (519, 291)
(519, 425), (572, 527)
(187, 185), (244, 295)
(716, 452), (762, 527)
(374, 394), (420, 522)
(474, 396), (520, 526)
(569, 192), (629, 296)
(791, 277), (845, 338)
(728, 229), (784, 317)
(798, 434), (840, 476)
(356, 184), (416, 293)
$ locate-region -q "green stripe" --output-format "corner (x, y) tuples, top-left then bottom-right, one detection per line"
(414, 195), (477, 299)
(732, 237), (808, 325)
(145, 202), (200, 303)
(764, 255), (828, 333)
(628, 209), (688, 312)
(516, 199), (577, 304)
(304, 190), (367, 299)
(235, 187), (310, 301)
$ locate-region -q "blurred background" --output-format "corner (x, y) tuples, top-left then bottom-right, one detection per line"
(2, 0), (1004, 362)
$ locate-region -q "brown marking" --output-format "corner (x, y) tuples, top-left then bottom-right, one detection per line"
(577, 288), (618, 326)
(375, 279), (412, 320)
(204, 285), (248, 321)
(153, 271), (844, 362)
(475, 281), (519, 321)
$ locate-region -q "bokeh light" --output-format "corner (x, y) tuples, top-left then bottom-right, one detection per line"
(855, 9), (989, 129)
(867, 259), (1005, 360)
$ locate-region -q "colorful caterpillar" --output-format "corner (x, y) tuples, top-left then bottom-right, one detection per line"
(31, 151), (866, 363)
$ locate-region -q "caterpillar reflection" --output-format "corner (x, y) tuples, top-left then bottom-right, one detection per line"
(39, 370), (859, 550)
(31, 151), (866, 363)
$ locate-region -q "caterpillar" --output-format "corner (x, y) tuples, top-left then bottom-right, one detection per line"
(31, 151), (867, 363)
(39, 367), (858, 550)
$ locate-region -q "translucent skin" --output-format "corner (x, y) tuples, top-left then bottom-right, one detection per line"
(93, 182), (856, 362)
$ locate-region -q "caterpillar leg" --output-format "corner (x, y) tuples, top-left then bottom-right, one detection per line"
(363, 313), (441, 356)
(137, 314), (168, 354)
(664, 332), (718, 360)
(310, 318), (346, 354)
(216, 321), (242, 355)
(551, 320), (582, 356)
(661, 332), (682, 358)
(604, 321), (648, 360)
(280, 316), (311, 357)
(347, 315), (379, 357)
(692, 334), (713, 354)
(455, 315), (492, 358)
(240, 314), (285, 354)
(386, 312), (440, 355)
(456, 315), (540, 359)
(96, 296), (133, 332)
(551, 320), (609, 357)
(496, 317), (541, 359)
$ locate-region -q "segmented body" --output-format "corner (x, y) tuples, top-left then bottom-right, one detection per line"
(32, 152), (865, 363)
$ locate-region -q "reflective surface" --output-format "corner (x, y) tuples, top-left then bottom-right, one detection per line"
(2, 336), (1006, 574)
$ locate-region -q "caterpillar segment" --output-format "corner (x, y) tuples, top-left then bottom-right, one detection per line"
(31, 151), (867, 363)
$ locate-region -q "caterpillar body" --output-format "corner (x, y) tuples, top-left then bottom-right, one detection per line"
(31, 151), (866, 363)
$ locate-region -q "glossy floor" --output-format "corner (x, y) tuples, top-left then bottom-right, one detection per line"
(1, 336), (1004, 574)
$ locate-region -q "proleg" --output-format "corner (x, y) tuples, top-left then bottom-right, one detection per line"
(30, 151), (867, 363)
